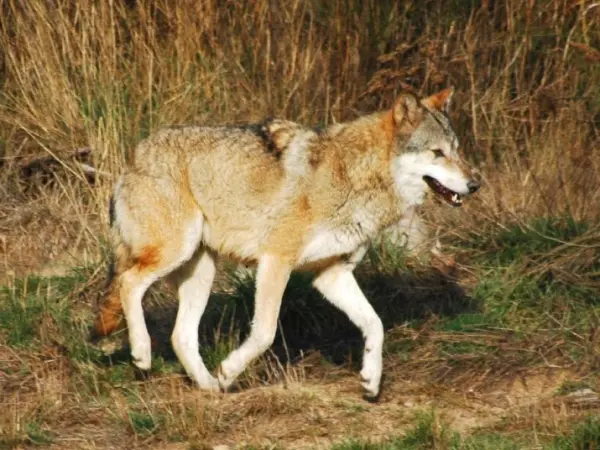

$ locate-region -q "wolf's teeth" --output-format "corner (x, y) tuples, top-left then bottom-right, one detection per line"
(451, 193), (458, 202)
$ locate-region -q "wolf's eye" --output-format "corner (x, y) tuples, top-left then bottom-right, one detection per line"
(432, 149), (445, 158)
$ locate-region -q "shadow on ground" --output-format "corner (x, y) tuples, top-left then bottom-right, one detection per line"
(96, 264), (477, 372)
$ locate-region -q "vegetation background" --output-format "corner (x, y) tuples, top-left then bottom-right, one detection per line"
(0, 0), (599, 448)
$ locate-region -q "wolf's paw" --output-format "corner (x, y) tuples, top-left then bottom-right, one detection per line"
(216, 363), (236, 392)
(360, 373), (382, 400)
(361, 372), (384, 402)
(131, 342), (152, 371)
(197, 374), (220, 392)
(132, 355), (151, 371)
(360, 362), (382, 401)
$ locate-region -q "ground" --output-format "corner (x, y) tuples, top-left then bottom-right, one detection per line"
(2, 228), (599, 449)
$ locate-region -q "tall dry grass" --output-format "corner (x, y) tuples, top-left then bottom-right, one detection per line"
(0, 0), (598, 275)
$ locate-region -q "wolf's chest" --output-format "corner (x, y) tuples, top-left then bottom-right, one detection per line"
(296, 210), (381, 265)
(297, 225), (365, 265)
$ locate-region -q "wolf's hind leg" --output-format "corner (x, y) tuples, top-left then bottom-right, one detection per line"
(120, 264), (159, 370)
(121, 220), (204, 370)
(169, 249), (219, 390)
(313, 264), (384, 400)
(116, 175), (205, 371)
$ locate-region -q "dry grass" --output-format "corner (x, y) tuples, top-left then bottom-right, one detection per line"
(0, 0), (598, 276)
(1, 308), (597, 449)
(1, 0), (599, 448)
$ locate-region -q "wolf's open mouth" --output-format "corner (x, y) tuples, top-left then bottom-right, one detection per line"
(423, 176), (463, 207)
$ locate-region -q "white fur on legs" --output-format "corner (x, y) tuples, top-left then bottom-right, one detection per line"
(121, 272), (159, 370)
(313, 265), (384, 398)
(170, 250), (219, 390)
(122, 214), (205, 371)
(217, 254), (291, 390)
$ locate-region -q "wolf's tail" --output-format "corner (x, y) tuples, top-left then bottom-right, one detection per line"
(91, 195), (132, 339)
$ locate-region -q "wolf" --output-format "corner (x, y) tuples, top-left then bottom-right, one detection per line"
(93, 88), (480, 400)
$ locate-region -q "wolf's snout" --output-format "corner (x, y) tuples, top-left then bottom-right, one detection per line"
(467, 179), (480, 194)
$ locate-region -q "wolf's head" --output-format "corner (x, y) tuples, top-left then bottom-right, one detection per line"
(390, 88), (480, 207)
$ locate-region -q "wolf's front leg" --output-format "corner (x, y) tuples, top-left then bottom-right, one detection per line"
(313, 264), (384, 400)
(217, 254), (292, 390)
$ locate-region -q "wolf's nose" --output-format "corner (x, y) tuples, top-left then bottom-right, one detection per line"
(467, 179), (480, 194)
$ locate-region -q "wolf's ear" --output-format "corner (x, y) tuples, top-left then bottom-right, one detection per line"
(422, 87), (454, 114)
(393, 93), (421, 126)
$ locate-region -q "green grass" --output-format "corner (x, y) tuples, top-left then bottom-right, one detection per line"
(332, 411), (458, 450)
(397, 411), (456, 449)
(0, 420), (56, 447)
(0, 268), (107, 371)
(25, 421), (55, 445)
(200, 339), (240, 372)
(437, 313), (500, 332)
(479, 217), (589, 265)
(548, 417), (600, 450)
(128, 410), (160, 436)
(462, 217), (590, 265)
(332, 414), (600, 450)
(332, 440), (386, 449)
(367, 217), (598, 371)
(0, 270), (85, 347)
(433, 216), (598, 346)
(457, 434), (522, 450)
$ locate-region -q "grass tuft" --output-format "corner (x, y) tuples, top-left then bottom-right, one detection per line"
(548, 417), (600, 450)
(127, 410), (160, 437)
